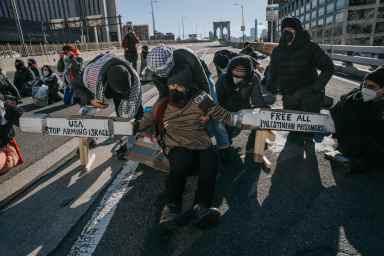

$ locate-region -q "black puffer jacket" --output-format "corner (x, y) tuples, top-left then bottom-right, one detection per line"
(267, 31), (334, 95)
(13, 67), (35, 96)
(330, 88), (384, 163)
(216, 56), (273, 112)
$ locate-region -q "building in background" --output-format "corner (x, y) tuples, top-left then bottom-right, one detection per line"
(261, 28), (268, 41)
(0, 0), (121, 43)
(250, 27), (256, 41)
(150, 31), (175, 41)
(133, 25), (150, 41)
(278, 0), (384, 46)
(267, 0), (287, 42)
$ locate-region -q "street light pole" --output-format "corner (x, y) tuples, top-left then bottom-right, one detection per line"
(181, 16), (185, 40)
(234, 3), (245, 43)
(10, 0), (25, 45)
(150, 0), (158, 36)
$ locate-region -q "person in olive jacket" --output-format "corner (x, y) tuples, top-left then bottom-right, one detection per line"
(266, 17), (334, 144)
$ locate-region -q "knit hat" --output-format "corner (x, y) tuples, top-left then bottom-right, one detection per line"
(228, 56), (254, 79)
(146, 46), (175, 77)
(167, 66), (194, 88)
(281, 17), (303, 32)
(106, 65), (131, 95)
(213, 53), (229, 69)
(365, 66), (384, 88)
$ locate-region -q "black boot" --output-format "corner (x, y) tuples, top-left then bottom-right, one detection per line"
(159, 203), (181, 231)
(192, 204), (221, 229)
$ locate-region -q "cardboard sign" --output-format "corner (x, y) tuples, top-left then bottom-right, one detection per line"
(242, 109), (335, 133)
(45, 118), (111, 138)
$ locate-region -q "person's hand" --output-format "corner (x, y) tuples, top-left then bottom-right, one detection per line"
(199, 115), (210, 124)
(90, 99), (109, 109)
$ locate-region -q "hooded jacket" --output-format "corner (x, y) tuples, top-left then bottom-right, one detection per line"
(14, 66), (34, 95)
(0, 100), (22, 148)
(267, 28), (334, 95)
(216, 56), (272, 112)
(330, 88), (384, 162)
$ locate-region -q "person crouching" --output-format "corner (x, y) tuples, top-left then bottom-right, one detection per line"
(135, 67), (242, 230)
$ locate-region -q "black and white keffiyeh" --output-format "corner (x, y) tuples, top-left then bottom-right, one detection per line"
(83, 53), (142, 119)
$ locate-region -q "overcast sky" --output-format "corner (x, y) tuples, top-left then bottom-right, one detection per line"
(117, 0), (267, 38)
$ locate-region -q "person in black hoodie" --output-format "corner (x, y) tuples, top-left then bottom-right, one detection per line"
(331, 67), (384, 172)
(216, 56), (274, 140)
(27, 58), (40, 78)
(14, 59), (35, 97)
(266, 17), (334, 144)
(213, 49), (238, 77)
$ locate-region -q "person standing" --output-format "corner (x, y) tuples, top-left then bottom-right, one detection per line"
(122, 27), (140, 71)
(140, 45), (149, 77)
(266, 17), (334, 145)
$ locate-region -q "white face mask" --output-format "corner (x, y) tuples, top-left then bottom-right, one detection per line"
(233, 77), (244, 85)
(361, 88), (377, 102)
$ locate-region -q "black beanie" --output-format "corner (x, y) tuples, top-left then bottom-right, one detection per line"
(213, 53), (230, 69)
(365, 66), (384, 88)
(281, 17), (303, 32)
(167, 66), (195, 88)
(107, 65), (131, 95)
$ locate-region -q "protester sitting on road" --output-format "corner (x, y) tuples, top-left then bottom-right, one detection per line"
(27, 58), (40, 79)
(41, 65), (61, 104)
(216, 56), (274, 142)
(14, 59), (35, 97)
(330, 66), (384, 173)
(122, 26), (140, 71)
(213, 49), (238, 77)
(0, 94), (23, 175)
(266, 17), (334, 146)
(73, 53), (142, 119)
(140, 45), (149, 77)
(135, 66), (243, 230)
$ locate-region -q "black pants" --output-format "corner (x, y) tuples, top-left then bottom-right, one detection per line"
(166, 147), (218, 209)
(283, 92), (322, 143)
(125, 51), (138, 71)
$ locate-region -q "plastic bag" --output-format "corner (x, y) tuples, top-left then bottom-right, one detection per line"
(32, 85), (49, 106)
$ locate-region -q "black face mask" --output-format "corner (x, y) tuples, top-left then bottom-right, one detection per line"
(280, 30), (295, 46)
(15, 63), (24, 70)
(169, 90), (189, 107)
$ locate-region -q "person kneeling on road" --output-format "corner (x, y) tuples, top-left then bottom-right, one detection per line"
(134, 67), (244, 230)
(72, 53), (143, 152)
(330, 66), (384, 173)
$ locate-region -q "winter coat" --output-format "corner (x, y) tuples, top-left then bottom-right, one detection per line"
(330, 88), (384, 164)
(42, 73), (60, 103)
(13, 67), (35, 96)
(216, 57), (273, 112)
(122, 32), (139, 55)
(57, 55), (83, 84)
(137, 91), (235, 153)
(266, 31), (334, 96)
(0, 101), (22, 148)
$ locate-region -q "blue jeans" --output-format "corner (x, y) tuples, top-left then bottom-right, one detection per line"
(207, 75), (231, 149)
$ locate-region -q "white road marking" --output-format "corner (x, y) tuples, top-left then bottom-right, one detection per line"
(67, 161), (139, 256)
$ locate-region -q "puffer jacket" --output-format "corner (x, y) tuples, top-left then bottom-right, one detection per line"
(330, 88), (384, 160)
(267, 31), (334, 95)
(137, 91), (236, 153)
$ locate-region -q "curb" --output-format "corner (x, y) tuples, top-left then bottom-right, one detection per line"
(0, 86), (158, 209)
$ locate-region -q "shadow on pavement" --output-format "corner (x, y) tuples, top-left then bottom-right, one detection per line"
(0, 154), (121, 256)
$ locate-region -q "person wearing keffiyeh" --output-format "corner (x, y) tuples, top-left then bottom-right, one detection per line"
(72, 53), (143, 119)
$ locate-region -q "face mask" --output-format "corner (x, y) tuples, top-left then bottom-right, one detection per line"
(169, 90), (189, 107)
(361, 88), (377, 102)
(15, 63), (23, 70)
(281, 30), (295, 46)
(43, 70), (50, 77)
(233, 77), (244, 85)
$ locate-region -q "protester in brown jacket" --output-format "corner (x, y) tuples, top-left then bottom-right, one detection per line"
(136, 67), (241, 230)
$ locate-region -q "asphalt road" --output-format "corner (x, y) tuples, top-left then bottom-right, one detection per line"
(2, 42), (383, 256)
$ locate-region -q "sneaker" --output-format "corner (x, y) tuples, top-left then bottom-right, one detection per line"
(192, 204), (221, 229)
(159, 204), (181, 231)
